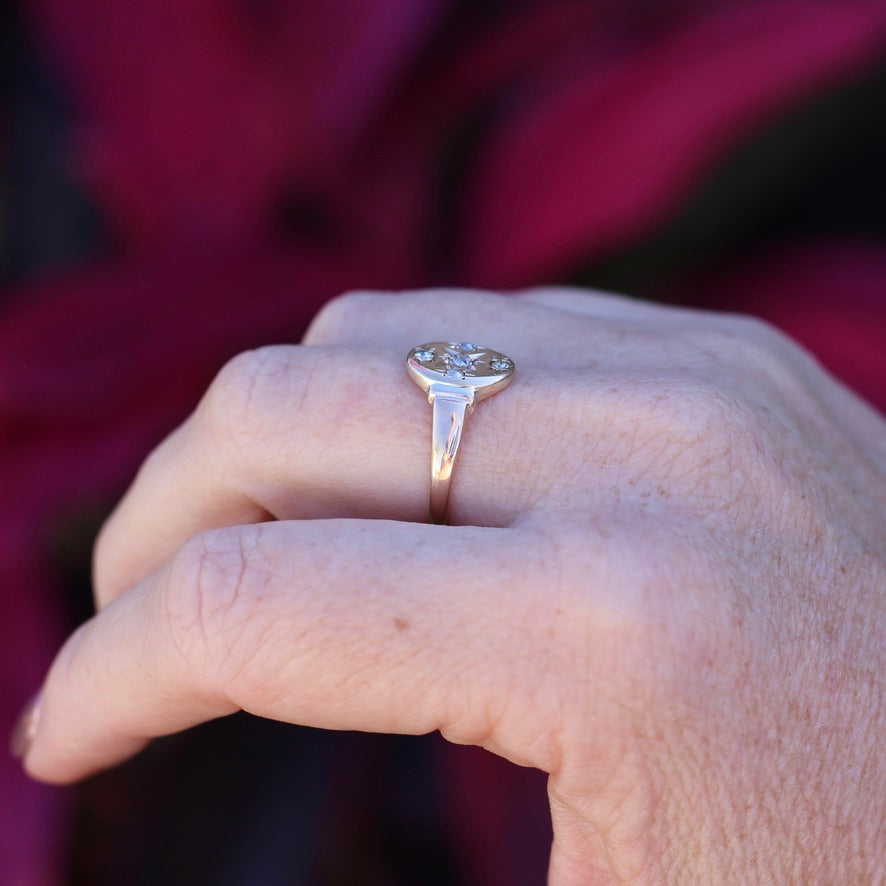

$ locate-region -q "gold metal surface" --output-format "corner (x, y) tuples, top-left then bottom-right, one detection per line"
(407, 342), (515, 523)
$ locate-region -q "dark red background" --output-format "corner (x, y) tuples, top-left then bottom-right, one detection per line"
(2, 2), (884, 882)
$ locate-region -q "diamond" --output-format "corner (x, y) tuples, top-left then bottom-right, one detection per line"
(445, 368), (465, 379)
(412, 348), (435, 363)
(444, 352), (475, 369)
(452, 342), (477, 352)
(490, 358), (512, 372)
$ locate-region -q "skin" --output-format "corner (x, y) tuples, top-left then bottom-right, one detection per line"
(17, 289), (885, 884)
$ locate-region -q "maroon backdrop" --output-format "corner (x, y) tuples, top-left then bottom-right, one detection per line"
(2, 2), (885, 882)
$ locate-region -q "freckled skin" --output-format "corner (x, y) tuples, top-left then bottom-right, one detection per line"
(23, 289), (885, 885)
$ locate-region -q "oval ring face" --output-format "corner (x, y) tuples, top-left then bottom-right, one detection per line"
(406, 341), (514, 385)
(407, 342), (515, 393)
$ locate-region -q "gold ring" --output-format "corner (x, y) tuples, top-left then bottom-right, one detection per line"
(407, 341), (515, 523)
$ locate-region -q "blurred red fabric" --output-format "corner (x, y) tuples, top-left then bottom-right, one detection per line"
(3, 1), (885, 882)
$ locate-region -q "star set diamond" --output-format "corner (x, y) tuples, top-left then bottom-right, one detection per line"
(408, 342), (513, 380)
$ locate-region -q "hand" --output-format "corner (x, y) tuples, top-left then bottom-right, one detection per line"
(18, 289), (885, 883)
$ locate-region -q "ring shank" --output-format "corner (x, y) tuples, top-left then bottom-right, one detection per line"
(429, 392), (471, 523)
(407, 342), (514, 525)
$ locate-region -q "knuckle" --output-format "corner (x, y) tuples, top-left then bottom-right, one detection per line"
(699, 316), (806, 394)
(302, 289), (389, 344)
(675, 379), (757, 439)
(204, 346), (288, 431)
(161, 526), (272, 688)
(199, 345), (315, 467)
(675, 379), (792, 494)
(722, 312), (789, 352)
(609, 376), (775, 506)
(632, 378), (730, 453)
(671, 383), (771, 493)
(610, 366), (812, 526)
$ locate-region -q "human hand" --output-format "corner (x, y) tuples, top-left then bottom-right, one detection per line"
(17, 289), (885, 883)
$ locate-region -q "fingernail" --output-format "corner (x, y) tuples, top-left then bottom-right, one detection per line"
(10, 692), (42, 761)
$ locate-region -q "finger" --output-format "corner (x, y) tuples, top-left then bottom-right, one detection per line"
(516, 286), (671, 319)
(302, 287), (683, 350)
(304, 288), (784, 358)
(94, 344), (555, 604)
(548, 802), (611, 886)
(28, 520), (573, 784)
(547, 784), (646, 886)
(514, 286), (706, 322)
(301, 287), (757, 378)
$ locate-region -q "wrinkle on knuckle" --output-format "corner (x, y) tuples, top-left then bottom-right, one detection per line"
(161, 527), (273, 694)
(610, 378), (780, 510)
(161, 534), (213, 667)
(199, 345), (317, 471)
(696, 316), (813, 404)
(664, 385), (750, 482)
(674, 384), (801, 515)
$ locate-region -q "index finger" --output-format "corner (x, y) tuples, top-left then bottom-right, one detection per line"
(28, 519), (587, 784)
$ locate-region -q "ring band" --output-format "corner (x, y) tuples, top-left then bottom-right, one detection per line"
(407, 341), (515, 523)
